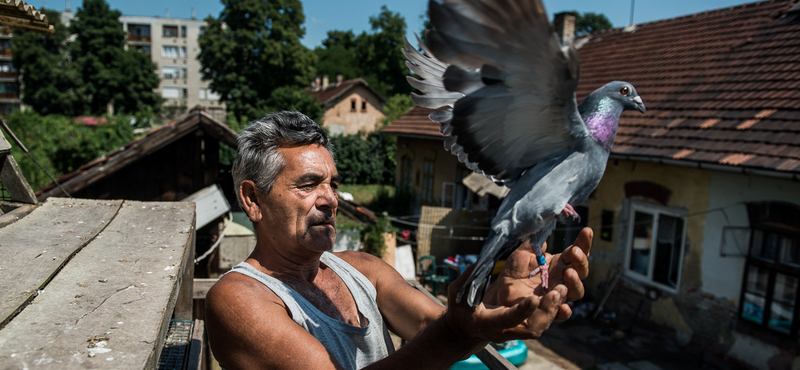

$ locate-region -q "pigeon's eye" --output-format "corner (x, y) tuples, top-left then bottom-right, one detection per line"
(620, 86), (630, 95)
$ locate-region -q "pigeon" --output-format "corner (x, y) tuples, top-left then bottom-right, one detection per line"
(404, 0), (646, 307)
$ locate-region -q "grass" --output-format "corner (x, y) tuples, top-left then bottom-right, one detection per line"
(337, 184), (395, 205)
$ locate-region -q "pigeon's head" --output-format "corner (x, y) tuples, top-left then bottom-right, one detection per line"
(602, 81), (646, 114)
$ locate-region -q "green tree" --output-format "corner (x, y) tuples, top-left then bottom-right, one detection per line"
(265, 86), (324, 123)
(12, 9), (83, 115)
(6, 110), (134, 190)
(314, 30), (360, 81)
(575, 12), (613, 35)
(198, 0), (317, 122)
(69, 0), (161, 115)
(356, 6), (410, 97)
(314, 6), (410, 98)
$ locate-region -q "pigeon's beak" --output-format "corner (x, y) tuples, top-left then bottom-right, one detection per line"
(632, 95), (646, 113)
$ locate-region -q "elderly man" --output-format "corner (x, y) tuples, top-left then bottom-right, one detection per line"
(206, 111), (592, 369)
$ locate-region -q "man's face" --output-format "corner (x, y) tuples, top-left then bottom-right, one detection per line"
(258, 144), (340, 253)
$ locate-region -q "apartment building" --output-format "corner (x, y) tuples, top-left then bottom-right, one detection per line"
(61, 11), (227, 121)
(0, 27), (19, 118)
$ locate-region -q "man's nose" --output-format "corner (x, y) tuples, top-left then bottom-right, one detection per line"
(316, 184), (338, 209)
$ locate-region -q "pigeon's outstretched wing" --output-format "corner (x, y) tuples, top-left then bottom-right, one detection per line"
(406, 0), (588, 184)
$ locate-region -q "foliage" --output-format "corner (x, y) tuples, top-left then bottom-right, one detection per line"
(6, 110), (134, 191)
(198, 0), (317, 122)
(11, 9), (83, 116)
(329, 132), (395, 185)
(360, 216), (396, 258)
(575, 12), (613, 35)
(69, 0), (161, 115)
(315, 6), (410, 98)
(264, 86), (324, 124)
(379, 94), (414, 129)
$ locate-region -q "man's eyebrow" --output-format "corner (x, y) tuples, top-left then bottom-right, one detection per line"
(332, 174), (344, 184)
(295, 173), (325, 184)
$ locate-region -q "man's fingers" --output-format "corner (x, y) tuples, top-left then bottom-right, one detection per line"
(563, 268), (585, 302)
(525, 287), (563, 337)
(575, 227), (593, 256)
(554, 303), (573, 322)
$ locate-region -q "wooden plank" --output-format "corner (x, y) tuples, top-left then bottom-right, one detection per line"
(186, 319), (205, 370)
(0, 154), (37, 204)
(0, 200), (196, 369)
(0, 130), (10, 154)
(194, 278), (218, 299)
(0, 198), (123, 327)
(174, 228), (196, 320)
(0, 203), (36, 229)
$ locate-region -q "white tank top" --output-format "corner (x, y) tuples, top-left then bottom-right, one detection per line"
(227, 252), (394, 369)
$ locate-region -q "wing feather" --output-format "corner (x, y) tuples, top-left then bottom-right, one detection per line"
(408, 0), (588, 183)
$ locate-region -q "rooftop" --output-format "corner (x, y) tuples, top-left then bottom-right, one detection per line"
(384, 0), (800, 177)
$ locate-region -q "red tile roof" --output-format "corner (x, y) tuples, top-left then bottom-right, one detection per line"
(578, 0), (800, 175)
(385, 0), (800, 176)
(380, 106), (444, 139)
(309, 78), (386, 107)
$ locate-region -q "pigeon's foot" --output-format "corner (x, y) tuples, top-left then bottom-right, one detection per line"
(529, 264), (550, 292)
(556, 204), (580, 223)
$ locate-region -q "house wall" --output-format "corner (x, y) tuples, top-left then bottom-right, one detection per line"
(395, 136), (459, 209)
(587, 159), (800, 369)
(323, 86), (385, 135)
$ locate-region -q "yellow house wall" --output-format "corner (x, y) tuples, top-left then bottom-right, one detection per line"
(586, 159), (711, 292)
(322, 86), (385, 135)
(395, 137), (460, 207)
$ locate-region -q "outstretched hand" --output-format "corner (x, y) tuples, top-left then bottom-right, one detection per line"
(484, 227), (593, 322)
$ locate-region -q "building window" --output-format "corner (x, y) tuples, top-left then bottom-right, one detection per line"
(180, 25), (187, 38)
(421, 160), (434, 203)
(180, 47), (187, 59)
(182, 87), (188, 99)
(207, 90), (221, 101)
(127, 24), (151, 42)
(350, 99), (356, 112)
(181, 67), (187, 79)
(361, 100), (367, 113)
(162, 46), (179, 58)
(162, 86), (180, 99)
(624, 201), (686, 291)
(741, 228), (800, 335)
(163, 25), (178, 37)
(199, 87), (207, 100)
(162, 66), (180, 79)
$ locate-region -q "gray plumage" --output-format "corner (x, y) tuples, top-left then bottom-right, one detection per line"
(405, 0), (646, 307)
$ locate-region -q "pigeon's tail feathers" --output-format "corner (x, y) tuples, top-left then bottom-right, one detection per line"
(458, 232), (521, 307)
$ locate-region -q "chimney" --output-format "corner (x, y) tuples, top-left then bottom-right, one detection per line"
(553, 11), (577, 45)
(165, 8), (169, 18)
(314, 76), (321, 91)
(322, 75), (329, 90)
(191, 7), (196, 20)
(65, 0), (70, 12)
(336, 74), (343, 85)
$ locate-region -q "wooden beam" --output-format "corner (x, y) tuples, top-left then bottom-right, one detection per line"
(0, 203), (35, 229)
(0, 154), (37, 204)
(194, 278), (218, 299)
(0, 130), (9, 154)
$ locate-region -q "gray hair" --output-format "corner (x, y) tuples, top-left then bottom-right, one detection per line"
(232, 111), (332, 208)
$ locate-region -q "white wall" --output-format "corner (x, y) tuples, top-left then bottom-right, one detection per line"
(701, 171), (800, 301)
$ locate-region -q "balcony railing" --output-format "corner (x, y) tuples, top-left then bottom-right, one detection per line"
(0, 72), (17, 79)
(0, 49), (11, 58)
(127, 34), (151, 43)
(0, 93), (20, 99)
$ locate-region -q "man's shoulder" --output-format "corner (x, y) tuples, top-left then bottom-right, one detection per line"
(207, 270), (285, 312)
(332, 250), (385, 272)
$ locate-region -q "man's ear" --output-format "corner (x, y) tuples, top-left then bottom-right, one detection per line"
(240, 180), (263, 222)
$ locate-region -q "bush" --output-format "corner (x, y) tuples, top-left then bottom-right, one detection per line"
(329, 132), (395, 185)
(360, 216), (396, 258)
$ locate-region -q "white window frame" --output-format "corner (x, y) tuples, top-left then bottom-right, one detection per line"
(623, 200), (687, 293)
(162, 66), (180, 79)
(207, 90), (221, 101)
(162, 46), (179, 58)
(180, 46), (187, 59)
(199, 87), (207, 100)
(162, 86), (180, 99)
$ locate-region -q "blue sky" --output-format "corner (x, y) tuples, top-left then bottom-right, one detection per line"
(43, 0), (752, 49)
